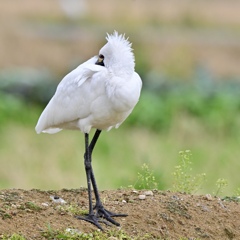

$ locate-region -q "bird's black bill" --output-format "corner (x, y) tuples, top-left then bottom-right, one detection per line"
(95, 55), (105, 66)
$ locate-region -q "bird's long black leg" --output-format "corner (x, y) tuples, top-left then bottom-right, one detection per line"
(87, 130), (102, 204)
(84, 133), (93, 214)
(75, 133), (103, 230)
(88, 129), (101, 154)
(88, 130), (127, 225)
(76, 129), (127, 229)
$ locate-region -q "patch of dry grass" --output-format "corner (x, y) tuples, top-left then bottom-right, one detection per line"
(0, 0), (240, 77)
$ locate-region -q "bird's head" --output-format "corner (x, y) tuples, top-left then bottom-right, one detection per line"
(95, 31), (135, 78)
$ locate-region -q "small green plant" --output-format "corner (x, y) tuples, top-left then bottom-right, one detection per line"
(1, 233), (26, 240)
(234, 187), (240, 197)
(171, 150), (206, 194)
(214, 178), (228, 196)
(134, 163), (158, 190)
(55, 204), (88, 216)
(18, 202), (42, 212)
(42, 226), (135, 240)
(0, 207), (12, 220)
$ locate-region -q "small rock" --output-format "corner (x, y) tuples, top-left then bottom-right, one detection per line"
(172, 195), (180, 200)
(122, 199), (127, 203)
(205, 194), (213, 201)
(41, 202), (49, 207)
(26, 209), (33, 213)
(144, 190), (153, 196)
(132, 190), (138, 194)
(50, 195), (66, 204)
(139, 194), (146, 200)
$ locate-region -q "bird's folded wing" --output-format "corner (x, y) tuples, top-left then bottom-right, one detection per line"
(35, 57), (106, 134)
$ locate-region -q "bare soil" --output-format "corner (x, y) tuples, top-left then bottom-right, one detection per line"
(0, 189), (239, 239)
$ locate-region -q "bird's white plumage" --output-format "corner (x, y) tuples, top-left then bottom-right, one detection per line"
(35, 31), (142, 134)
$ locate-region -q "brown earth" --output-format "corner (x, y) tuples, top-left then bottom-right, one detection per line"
(0, 189), (239, 239)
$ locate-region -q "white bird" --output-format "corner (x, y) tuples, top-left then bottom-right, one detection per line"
(35, 31), (142, 229)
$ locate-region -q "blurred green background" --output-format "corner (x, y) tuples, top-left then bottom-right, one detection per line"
(1, 0), (240, 195)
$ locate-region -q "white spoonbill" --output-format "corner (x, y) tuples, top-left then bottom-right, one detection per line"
(35, 31), (142, 229)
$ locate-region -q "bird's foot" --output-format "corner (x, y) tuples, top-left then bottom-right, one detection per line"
(75, 205), (127, 230)
(75, 214), (106, 231)
(95, 204), (127, 226)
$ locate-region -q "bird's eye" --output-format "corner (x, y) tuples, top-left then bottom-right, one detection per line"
(95, 54), (105, 66)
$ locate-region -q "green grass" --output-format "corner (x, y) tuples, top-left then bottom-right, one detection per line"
(0, 86), (240, 196)
(171, 150), (206, 194)
(2, 231), (201, 240)
(0, 107), (240, 196)
(42, 225), (192, 240)
(42, 227), (136, 240)
(132, 163), (158, 190)
(1, 234), (26, 240)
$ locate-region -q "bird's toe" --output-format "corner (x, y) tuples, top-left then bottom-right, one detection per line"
(75, 214), (104, 230)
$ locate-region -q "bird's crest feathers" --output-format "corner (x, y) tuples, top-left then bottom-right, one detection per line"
(106, 31), (132, 50)
(100, 31), (135, 77)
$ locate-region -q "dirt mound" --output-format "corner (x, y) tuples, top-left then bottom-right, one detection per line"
(0, 189), (239, 239)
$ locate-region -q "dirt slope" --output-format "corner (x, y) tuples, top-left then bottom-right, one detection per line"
(0, 189), (239, 239)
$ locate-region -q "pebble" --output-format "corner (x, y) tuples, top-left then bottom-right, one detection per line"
(41, 202), (49, 207)
(50, 195), (66, 204)
(139, 194), (146, 200)
(144, 190), (153, 196)
(122, 200), (127, 203)
(205, 194), (213, 201)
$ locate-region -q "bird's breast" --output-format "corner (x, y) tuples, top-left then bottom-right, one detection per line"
(105, 73), (142, 113)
